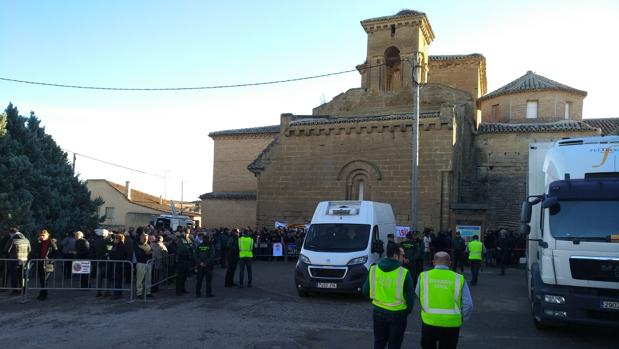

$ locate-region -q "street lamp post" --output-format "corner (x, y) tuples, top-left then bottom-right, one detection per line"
(411, 52), (422, 232)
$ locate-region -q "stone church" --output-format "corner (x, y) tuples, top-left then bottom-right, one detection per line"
(200, 10), (618, 233)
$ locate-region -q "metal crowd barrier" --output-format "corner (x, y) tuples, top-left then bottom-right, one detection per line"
(0, 258), (27, 294)
(251, 242), (301, 261)
(24, 259), (135, 302)
(142, 254), (177, 301)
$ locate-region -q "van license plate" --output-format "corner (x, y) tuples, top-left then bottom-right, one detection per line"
(601, 301), (619, 310)
(317, 282), (337, 289)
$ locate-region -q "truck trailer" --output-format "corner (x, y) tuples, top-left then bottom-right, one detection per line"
(520, 136), (619, 328)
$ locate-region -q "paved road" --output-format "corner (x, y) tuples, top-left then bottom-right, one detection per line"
(1, 261), (617, 349)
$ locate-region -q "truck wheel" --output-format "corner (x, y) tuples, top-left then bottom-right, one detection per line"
(297, 288), (309, 297)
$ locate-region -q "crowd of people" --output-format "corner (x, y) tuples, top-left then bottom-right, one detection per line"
(0, 224), (306, 301)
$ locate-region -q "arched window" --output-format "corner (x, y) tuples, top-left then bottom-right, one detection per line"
(384, 46), (401, 91)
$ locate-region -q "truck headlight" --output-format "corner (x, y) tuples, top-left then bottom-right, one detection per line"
(544, 294), (566, 304)
(299, 254), (311, 264)
(347, 255), (368, 266)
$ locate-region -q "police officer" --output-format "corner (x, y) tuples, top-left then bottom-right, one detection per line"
(416, 252), (473, 349)
(363, 243), (414, 349)
(175, 228), (193, 296)
(466, 235), (484, 286)
(238, 229), (254, 288)
(400, 232), (416, 278)
(194, 233), (216, 298)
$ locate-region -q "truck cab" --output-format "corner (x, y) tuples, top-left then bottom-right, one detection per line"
(521, 136), (619, 328)
(294, 201), (396, 297)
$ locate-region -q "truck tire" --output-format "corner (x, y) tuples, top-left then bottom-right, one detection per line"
(297, 288), (309, 297)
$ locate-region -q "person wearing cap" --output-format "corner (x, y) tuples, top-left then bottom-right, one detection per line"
(175, 228), (193, 295)
(465, 235), (485, 286)
(194, 233), (216, 297)
(134, 232), (153, 298)
(416, 251), (473, 349)
(363, 242), (414, 349)
(400, 232), (416, 283)
(237, 229), (254, 288)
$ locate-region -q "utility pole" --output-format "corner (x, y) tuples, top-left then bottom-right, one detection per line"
(72, 153), (76, 174)
(411, 52), (422, 232)
(180, 180), (184, 213)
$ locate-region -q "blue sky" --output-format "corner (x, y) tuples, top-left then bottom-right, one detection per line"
(2, 0), (618, 201)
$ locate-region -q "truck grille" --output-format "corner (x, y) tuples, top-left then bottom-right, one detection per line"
(309, 267), (346, 279)
(570, 257), (619, 283)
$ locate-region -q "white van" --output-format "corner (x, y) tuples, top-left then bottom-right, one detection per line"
(294, 200), (396, 297)
(154, 214), (194, 231)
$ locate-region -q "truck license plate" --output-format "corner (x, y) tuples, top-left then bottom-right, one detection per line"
(601, 301), (619, 310)
(316, 282), (337, 289)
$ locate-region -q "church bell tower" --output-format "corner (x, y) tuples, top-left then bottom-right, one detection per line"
(357, 10), (435, 93)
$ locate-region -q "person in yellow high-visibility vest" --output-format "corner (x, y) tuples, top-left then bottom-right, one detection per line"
(237, 229), (254, 288)
(416, 251), (474, 349)
(465, 235), (485, 286)
(362, 242), (415, 349)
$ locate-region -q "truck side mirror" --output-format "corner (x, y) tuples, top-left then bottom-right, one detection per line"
(542, 196), (559, 209)
(519, 223), (531, 236)
(520, 201), (533, 223)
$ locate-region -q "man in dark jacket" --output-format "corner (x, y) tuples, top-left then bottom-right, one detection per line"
(94, 229), (114, 297)
(496, 229), (512, 275)
(74, 231), (90, 288)
(363, 243), (415, 349)
(194, 233), (216, 297)
(110, 233), (131, 299)
(225, 229), (239, 287)
(452, 231), (466, 273)
(0, 230), (11, 289)
(7, 227), (31, 294)
(175, 228), (193, 295)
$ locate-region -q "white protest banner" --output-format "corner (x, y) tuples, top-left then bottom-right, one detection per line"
(275, 221), (287, 229)
(272, 242), (283, 257)
(396, 226), (411, 238)
(456, 225), (481, 239)
(72, 260), (91, 274)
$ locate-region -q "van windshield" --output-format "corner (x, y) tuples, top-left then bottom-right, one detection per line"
(304, 224), (371, 252)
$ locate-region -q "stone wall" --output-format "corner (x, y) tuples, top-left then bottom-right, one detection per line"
(211, 134), (277, 192)
(474, 129), (599, 230)
(428, 57), (486, 101)
(479, 91), (585, 123)
(255, 113), (460, 230)
(203, 198), (256, 229)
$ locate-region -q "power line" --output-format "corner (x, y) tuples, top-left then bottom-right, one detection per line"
(1, 68), (356, 91)
(63, 149), (166, 179)
(0, 61), (388, 91)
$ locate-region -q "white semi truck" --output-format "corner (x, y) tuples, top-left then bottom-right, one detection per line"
(520, 135), (619, 328)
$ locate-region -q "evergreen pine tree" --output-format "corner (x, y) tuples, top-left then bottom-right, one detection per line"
(0, 103), (102, 237)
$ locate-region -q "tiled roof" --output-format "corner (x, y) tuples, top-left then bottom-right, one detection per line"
(289, 112), (440, 126)
(208, 125), (279, 137)
(479, 71), (587, 101)
(361, 9), (425, 24)
(429, 54), (484, 61)
(100, 180), (198, 217)
(582, 118), (619, 136)
(477, 121), (599, 134)
(199, 191), (256, 200)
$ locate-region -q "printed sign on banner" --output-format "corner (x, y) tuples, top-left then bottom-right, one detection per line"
(275, 221), (287, 229)
(272, 243), (283, 256)
(456, 225), (481, 240)
(396, 226), (411, 238)
(72, 261), (91, 274)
